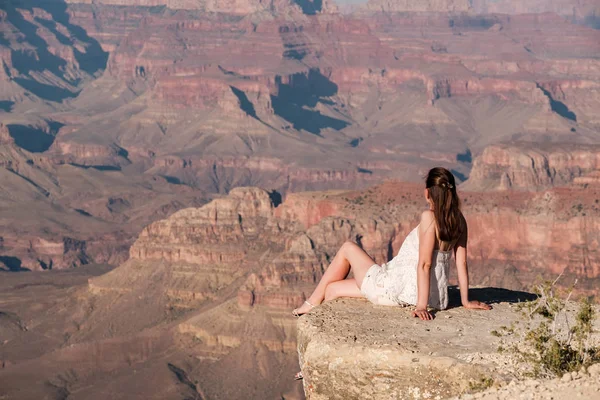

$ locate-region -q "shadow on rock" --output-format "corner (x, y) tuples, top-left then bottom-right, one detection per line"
(7, 123), (62, 153)
(271, 68), (349, 136)
(5, 0), (108, 101)
(447, 286), (537, 308)
(0, 256), (31, 272)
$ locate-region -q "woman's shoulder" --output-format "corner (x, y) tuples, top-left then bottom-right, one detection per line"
(420, 209), (434, 221)
(419, 210), (435, 232)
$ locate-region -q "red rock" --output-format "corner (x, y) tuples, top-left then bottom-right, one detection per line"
(364, 0), (472, 13)
(465, 144), (600, 191)
(22, 2), (591, 196)
(0, 124), (13, 145)
(364, 0), (600, 19)
(2, 0), (600, 279)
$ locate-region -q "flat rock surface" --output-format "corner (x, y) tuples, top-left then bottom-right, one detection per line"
(298, 288), (532, 359)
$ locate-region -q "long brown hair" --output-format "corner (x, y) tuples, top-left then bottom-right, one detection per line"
(425, 167), (462, 243)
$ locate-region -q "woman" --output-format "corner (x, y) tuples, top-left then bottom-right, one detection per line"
(292, 167), (491, 321)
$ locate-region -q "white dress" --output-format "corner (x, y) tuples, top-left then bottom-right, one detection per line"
(360, 224), (451, 310)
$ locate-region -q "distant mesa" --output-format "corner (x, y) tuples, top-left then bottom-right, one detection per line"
(63, 0), (336, 14)
(363, 0), (600, 20)
(464, 143), (600, 191)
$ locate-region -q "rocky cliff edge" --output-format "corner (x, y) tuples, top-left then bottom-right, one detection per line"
(297, 291), (600, 400)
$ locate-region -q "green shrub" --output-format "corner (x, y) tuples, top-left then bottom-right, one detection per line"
(468, 376), (494, 392)
(513, 279), (599, 377)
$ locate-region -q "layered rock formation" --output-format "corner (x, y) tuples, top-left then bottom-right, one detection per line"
(86, 182), (600, 395)
(364, 0), (472, 13)
(1, 181), (600, 399)
(89, 186), (408, 312)
(32, 0), (599, 195)
(0, 0), (108, 106)
(0, 138), (209, 270)
(0, 0), (598, 272)
(364, 0), (600, 21)
(44, 186), (410, 399)
(66, 0), (338, 14)
(465, 144), (600, 190)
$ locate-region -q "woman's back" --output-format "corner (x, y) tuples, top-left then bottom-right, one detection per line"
(383, 223), (452, 309)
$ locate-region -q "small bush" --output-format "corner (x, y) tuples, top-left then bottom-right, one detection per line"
(513, 278), (600, 378)
(468, 376), (494, 392)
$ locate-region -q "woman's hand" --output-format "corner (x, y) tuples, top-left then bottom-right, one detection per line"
(412, 308), (433, 320)
(463, 300), (491, 310)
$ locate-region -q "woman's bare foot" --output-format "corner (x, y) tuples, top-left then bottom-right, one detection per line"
(292, 300), (316, 317)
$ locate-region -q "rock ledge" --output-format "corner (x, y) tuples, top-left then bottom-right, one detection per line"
(296, 289), (600, 400)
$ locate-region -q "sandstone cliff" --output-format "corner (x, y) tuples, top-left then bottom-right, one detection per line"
(0, 0), (108, 106)
(64, 0), (337, 14)
(365, 0), (472, 13)
(297, 298), (600, 399)
(47, 1), (600, 196)
(465, 144), (600, 191)
(89, 186), (406, 312)
(78, 186), (409, 398)
(364, 0), (600, 20)
(85, 182), (600, 396)
(2, 182), (600, 399)
(0, 138), (209, 271)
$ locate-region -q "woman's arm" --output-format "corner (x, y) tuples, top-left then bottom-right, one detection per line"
(413, 211), (436, 320)
(454, 217), (491, 310)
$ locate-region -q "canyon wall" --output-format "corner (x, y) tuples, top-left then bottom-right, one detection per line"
(65, 0), (338, 14)
(30, 0), (599, 197)
(364, 0), (600, 19)
(1, 180), (599, 399)
(0, 0), (108, 106)
(465, 144), (600, 190)
(80, 180), (600, 398)
(0, 138), (209, 271)
(297, 299), (600, 400)
(89, 181), (600, 366)
(1, 0), (599, 276)
(81, 185), (408, 398)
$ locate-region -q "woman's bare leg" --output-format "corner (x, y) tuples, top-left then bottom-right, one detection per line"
(294, 241), (375, 314)
(324, 279), (363, 301)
